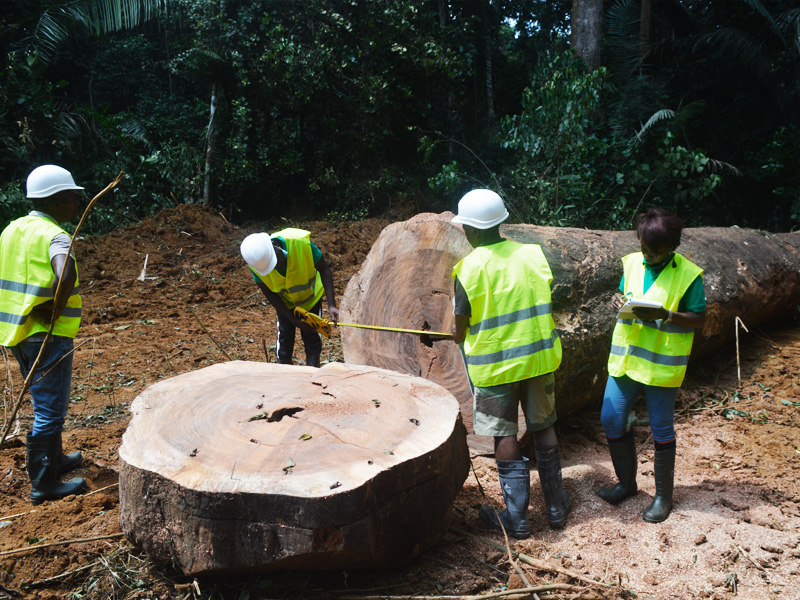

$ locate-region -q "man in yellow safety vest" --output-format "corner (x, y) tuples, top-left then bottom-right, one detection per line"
(0, 165), (88, 505)
(240, 228), (339, 367)
(451, 189), (570, 538)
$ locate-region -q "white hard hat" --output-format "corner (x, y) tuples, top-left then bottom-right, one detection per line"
(26, 165), (84, 199)
(451, 189), (509, 229)
(241, 232), (277, 276)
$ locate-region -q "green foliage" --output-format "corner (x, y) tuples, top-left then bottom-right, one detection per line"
(757, 125), (800, 231)
(498, 53), (609, 225)
(494, 51), (724, 229)
(0, 182), (30, 232)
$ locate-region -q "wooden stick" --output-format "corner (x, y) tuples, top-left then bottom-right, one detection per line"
(0, 171), (124, 449)
(496, 511), (536, 597)
(0, 533), (125, 557)
(735, 316), (749, 384)
(26, 559), (101, 586)
(449, 527), (610, 589)
(734, 544), (765, 571)
(168, 281), (233, 361)
(332, 584), (596, 600)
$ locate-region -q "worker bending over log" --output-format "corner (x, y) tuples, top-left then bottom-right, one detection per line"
(0, 165), (87, 504)
(240, 228), (339, 367)
(598, 208), (706, 523)
(451, 189), (570, 538)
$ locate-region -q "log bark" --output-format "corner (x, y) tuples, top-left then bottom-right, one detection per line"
(340, 213), (800, 434)
(118, 360), (469, 576)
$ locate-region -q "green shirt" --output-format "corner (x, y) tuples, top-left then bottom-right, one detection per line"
(620, 255), (706, 313)
(251, 237), (322, 282)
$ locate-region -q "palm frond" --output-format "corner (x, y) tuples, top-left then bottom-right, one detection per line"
(635, 108), (675, 142)
(707, 158), (742, 177)
(694, 28), (773, 82)
(33, 0), (173, 62)
(740, 0), (785, 45)
(119, 119), (154, 151)
(605, 0), (642, 76)
(673, 100), (706, 131)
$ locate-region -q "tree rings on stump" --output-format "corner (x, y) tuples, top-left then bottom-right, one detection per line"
(118, 361), (469, 576)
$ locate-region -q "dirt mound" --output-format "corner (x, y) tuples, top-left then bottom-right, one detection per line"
(0, 205), (799, 599)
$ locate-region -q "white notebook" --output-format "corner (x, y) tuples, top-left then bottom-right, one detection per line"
(617, 298), (663, 319)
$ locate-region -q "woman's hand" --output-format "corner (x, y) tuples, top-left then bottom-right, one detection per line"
(611, 293), (626, 311)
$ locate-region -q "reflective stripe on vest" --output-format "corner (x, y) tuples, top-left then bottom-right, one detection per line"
(255, 228), (324, 311)
(0, 215), (82, 346)
(607, 252), (703, 387)
(453, 240), (562, 387)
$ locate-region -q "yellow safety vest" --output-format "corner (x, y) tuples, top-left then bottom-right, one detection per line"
(0, 215), (82, 346)
(253, 228), (324, 311)
(608, 252), (703, 387)
(453, 240), (561, 387)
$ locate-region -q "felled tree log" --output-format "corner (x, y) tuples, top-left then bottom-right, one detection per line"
(118, 361), (469, 576)
(340, 212), (800, 432)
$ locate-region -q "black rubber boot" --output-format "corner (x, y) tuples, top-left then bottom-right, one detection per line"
(306, 354), (321, 368)
(643, 446), (676, 523)
(596, 432), (638, 505)
(56, 432), (83, 476)
(536, 446), (571, 529)
(478, 458), (531, 539)
(27, 433), (87, 506)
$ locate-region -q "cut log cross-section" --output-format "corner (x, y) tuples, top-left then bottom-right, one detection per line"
(341, 213), (800, 433)
(118, 361), (469, 576)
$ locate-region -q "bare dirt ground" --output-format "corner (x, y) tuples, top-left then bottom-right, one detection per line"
(0, 204), (798, 600)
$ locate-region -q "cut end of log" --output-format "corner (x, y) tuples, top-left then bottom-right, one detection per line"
(118, 361), (469, 575)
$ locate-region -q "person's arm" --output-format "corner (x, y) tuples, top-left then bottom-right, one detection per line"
(452, 314), (470, 344)
(254, 278), (314, 332)
(51, 253), (78, 311)
(32, 253), (78, 323)
(451, 276), (471, 343)
(632, 305), (705, 328)
(315, 255), (339, 324)
(633, 273), (706, 328)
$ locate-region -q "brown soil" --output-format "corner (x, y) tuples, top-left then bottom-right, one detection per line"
(1, 204), (798, 600)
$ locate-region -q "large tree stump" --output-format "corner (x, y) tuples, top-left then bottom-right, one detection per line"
(340, 213), (800, 433)
(118, 361), (469, 576)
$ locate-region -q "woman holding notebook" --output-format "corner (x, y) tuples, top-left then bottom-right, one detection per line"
(597, 208), (707, 523)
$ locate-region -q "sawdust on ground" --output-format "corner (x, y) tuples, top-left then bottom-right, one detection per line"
(0, 203), (798, 600)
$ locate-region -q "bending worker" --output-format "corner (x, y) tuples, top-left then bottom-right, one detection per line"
(0, 165), (87, 505)
(240, 228), (339, 367)
(597, 207), (706, 523)
(451, 189), (570, 538)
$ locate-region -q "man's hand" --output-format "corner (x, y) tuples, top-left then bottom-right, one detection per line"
(328, 306), (340, 325)
(30, 301), (60, 323)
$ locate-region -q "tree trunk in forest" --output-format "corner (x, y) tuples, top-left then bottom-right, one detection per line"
(340, 212), (800, 438)
(640, 0), (652, 63)
(485, 20), (495, 131)
(570, 0), (603, 71)
(118, 361), (469, 576)
(202, 81), (221, 205)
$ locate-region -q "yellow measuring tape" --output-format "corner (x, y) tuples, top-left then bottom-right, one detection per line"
(337, 321), (452, 337)
(294, 307), (451, 338)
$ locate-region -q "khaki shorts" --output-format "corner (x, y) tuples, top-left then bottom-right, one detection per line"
(472, 372), (557, 437)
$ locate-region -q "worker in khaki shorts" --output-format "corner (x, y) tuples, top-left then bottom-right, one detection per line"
(451, 189), (570, 538)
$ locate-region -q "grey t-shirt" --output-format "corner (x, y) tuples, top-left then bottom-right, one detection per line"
(25, 211), (75, 341)
(29, 211), (74, 260)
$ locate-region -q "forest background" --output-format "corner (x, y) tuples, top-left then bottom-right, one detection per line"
(1, 0), (799, 234)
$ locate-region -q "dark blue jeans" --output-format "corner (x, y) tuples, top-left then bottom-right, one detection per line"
(601, 374), (678, 443)
(276, 300), (323, 364)
(10, 336), (74, 436)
